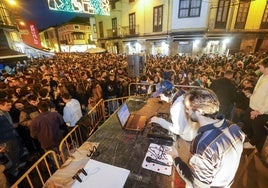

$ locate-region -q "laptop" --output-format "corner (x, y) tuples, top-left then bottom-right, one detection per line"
(116, 103), (147, 131)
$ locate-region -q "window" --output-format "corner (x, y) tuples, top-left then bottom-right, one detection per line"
(110, 0), (119, 9)
(112, 18), (117, 36)
(74, 33), (84, 40)
(129, 13), (135, 35)
(99, 21), (104, 38)
(74, 25), (80, 30)
(44, 31), (49, 39)
(67, 34), (70, 42)
(111, 1), (116, 9)
(153, 5), (163, 32)
(73, 33), (84, 40)
(235, 1), (250, 29)
(178, 0), (202, 18)
(261, 2), (268, 29)
(215, 0), (230, 29)
(49, 31), (54, 38)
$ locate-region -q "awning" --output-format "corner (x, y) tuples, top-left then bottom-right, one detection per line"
(0, 48), (27, 60)
(145, 37), (167, 41)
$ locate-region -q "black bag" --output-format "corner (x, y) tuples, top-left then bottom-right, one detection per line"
(0, 153), (9, 165)
(0, 152), (12, 169)
(76, 114), (95, 142)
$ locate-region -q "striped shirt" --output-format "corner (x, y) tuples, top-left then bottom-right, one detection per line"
(189, 120), (245, 187)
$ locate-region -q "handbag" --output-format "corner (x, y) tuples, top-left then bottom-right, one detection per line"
(0, 152), (12, 169)
(76, 114), (96, 142)
(0, 153), (9, 165)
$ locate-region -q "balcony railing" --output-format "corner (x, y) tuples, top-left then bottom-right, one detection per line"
(105, 25), (139, 38)
(59, 40), (68, 45)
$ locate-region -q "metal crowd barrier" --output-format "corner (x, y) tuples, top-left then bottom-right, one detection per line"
(103, 96), (130, 118)
(86, 98), (106, 129)
(58, 125), (84, 164)
(127, 82), (199, 97)
(11, 150), (60, 188)
(58, 99), (106, 164)
(11, 84), (197, 188)
(102, 83), (199, 119)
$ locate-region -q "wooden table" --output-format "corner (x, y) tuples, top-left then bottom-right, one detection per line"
(86, 97), (186, 188)
(45, 97), (186, 188)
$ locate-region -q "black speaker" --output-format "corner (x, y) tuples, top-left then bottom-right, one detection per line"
(127, 55), (145, 78)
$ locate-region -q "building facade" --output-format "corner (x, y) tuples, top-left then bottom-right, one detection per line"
(95, 0), (268, 56)
(204, 0), (268, 55)
(0, 0), (25, 57)
(0, 0), (55, 61)
(96, 0), (171, 55)
(55, 17), (98, 52)
(39, 27), (60, 52)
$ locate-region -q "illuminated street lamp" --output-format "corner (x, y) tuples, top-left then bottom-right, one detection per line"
(19, 21), (25, 26)
(6, 0), (17, 6)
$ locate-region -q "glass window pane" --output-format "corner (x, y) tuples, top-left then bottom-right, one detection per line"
(181, 1), (190, 8)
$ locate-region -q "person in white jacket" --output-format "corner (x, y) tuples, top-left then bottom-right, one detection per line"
(62, 92), (82, 129)
(245, 57), (268, 154)
(150, 80), (198, 142)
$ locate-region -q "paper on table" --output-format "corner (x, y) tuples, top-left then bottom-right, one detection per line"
(142, 143), (173, 176)
(72, 160), (130, 188)
(44, 142), (99, 188)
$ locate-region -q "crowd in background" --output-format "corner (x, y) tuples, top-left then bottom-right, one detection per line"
(0, 51), (267, 186)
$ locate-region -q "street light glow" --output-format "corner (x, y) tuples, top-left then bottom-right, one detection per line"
(223, 38), (230, 45)
(7, 0), (17, 6)
(194, 39), (201, 46)
(19, 21), (25, 26)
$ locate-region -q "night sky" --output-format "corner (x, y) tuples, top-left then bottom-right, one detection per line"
(20, 0), (91, 30)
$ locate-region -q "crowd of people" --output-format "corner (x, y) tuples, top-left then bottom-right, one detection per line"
(0, 51), (267, 187)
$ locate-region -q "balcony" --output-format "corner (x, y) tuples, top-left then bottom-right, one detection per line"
(0, 18), (17, 30)
(72, 39), (86, 45)
(59, 40), (68, 45)
(105, 25), (139, 38)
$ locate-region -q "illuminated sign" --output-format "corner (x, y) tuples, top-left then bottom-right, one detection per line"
(18, 21), (42, 49)
(47, 0), (110, 15)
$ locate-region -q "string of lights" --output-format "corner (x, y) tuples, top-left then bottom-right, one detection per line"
(47, 0), (110, 15)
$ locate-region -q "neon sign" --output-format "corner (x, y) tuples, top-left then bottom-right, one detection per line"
(47, 0), (110, 15)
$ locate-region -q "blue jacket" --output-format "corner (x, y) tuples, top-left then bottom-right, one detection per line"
(0, 114), (16, 143)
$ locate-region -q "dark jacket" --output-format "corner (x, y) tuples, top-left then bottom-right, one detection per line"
(210, 77), (237, 119)
(30, 111), (64, 150)
(0, 113), (16, 143)
(102, 79), (119, 99)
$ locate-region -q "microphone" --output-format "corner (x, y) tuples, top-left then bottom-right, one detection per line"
(146, 156), (171, 166)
